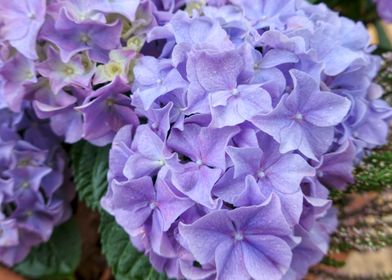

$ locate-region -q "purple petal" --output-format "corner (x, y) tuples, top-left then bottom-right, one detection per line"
(215, 241), (249, 280)
(242, 235), (292, 280)
(179, 210), (233, 264)
(108, 178), (155, 233)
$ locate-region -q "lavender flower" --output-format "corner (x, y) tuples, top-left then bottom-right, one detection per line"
(252, 70), (351, 160)
(36, 46), (94, 94)
(179, 195), (295, 280)
(40, 9), (123, 63)
(77, 78), (139, 146)
(0, 0), (46, 59)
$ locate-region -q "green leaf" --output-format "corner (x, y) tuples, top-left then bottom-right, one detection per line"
(73, 142), (167, 279)
(71, 141), (110, 210)
(353, 151), (392, 193)
(349, 143), (392, 194)
(13, 219), (81, 280)
(330, 143), (392, 203)
(375, 21), (392, 51)
(321, 256), (346, 268)
(99, 211), (169, 280)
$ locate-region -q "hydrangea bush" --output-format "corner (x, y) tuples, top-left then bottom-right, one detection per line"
(0, 0), (391, 279)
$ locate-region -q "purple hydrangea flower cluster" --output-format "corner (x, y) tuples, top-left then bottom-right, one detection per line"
(375, 0), (392, 22)
(0, 0), (144, 146)
(101, 1), (392, 279)
(0, 106), (73, 266)
(0, 0), (225, 146)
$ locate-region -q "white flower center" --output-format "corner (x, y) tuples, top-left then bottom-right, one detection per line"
(294, 113), (303, 121)
(27, 12), (36, 19)
(234, 232), (244, 241)
(149, 202), (157, 210)
(80, 34), (90, 43)
(257, 170), (265, 178)
(231, 88), (239, 96)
